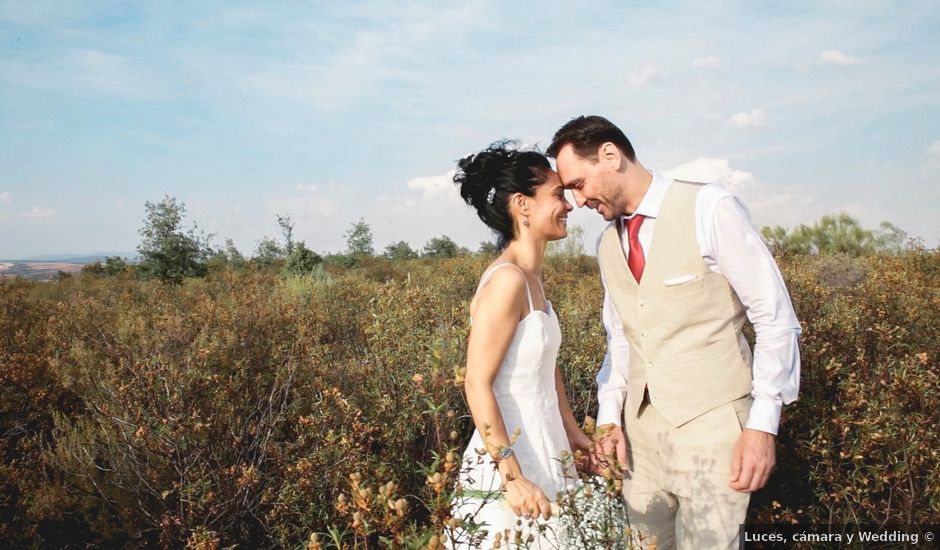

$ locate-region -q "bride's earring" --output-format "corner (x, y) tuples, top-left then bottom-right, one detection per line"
(523, 216), (530, 227)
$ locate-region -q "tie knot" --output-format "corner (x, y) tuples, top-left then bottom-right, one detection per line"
(626, 214), (645, 236)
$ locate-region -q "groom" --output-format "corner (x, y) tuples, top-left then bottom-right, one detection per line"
(547, 116), (801, 549)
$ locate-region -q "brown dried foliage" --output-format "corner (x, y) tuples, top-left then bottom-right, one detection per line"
(0, 249), (937, 548)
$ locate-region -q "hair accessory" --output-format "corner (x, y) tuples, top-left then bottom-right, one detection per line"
(486, 187), (497, 205)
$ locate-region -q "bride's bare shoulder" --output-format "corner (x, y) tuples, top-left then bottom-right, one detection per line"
(470, 264), (526, 317)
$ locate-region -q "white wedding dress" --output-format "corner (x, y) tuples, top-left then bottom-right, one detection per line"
(448, 263), (574, 549)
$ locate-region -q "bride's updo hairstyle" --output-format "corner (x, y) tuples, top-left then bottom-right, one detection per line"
(454, 140), (551, 248)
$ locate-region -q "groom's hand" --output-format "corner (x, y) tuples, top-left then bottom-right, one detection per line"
(729, 428), (776, 492)
(594, 423), (628, 477)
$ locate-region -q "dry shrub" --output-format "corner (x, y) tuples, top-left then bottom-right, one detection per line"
(751, 248), (940, 527)
(0, 248), (937, 548)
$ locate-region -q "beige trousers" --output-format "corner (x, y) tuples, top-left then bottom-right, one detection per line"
(622, 393), (752, 550)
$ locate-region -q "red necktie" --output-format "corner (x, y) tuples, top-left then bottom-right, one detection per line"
(626, 214), (646, 282)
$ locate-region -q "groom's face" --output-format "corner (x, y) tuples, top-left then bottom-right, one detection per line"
(555, 143), (624, 221)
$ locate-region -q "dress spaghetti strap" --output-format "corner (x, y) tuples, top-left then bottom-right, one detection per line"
(475, 263), (534, 314)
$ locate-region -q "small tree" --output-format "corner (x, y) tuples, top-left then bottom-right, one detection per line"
(422, 235), (463, 258)
(872, 221), (907, 253)
(477, 240), (500, 255)
(253, 214), (295, 266)
(253, 238), (284, 266)
(137, 195), (211, 283)
(546, 224), (586, 258)
(277, 214), (295, 255)
(762, 213), (887, 257)
(103, 256), (130, 275)
(81, 256), (130, 277)
(345, 219), (374, 257)
(209, 239), (246, 270)
(284, 241), (323, 275)
(384, 241), (418, 261)
(812, 213), (874, 255)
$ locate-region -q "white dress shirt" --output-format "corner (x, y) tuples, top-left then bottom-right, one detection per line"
(595, 170), (801, 435)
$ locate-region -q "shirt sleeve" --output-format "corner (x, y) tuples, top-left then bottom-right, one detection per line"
(597, 287), (630, 426)
(705, 193), (802, 435)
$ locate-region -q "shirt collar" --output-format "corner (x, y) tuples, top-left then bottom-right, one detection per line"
(622, 169), (670, 221)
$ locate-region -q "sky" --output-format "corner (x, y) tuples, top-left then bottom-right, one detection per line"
(1, 1), (939, 259)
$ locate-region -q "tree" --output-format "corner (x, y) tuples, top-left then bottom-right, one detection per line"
(253, 238), (284, 266)
(761, 213), (907, 257)
(277, 214), (295, 255)
(478, 240), (500, 255)
(422, 235), (464, 258)
(761, 225), (813, 256)
(284, 241), (323, 275)
(253, 214), (295, 266)
(103, 256), (130, 275)
(872, 221), (907, 253)
(811, 213), (874, 255)
(82, 256), (130, 276)
(345, 219), (374, 257)
(384, 241), (418, 261)
(209, 239), (246, 270)
(137, 195), (211, 283)
(546, 223), (586, 258)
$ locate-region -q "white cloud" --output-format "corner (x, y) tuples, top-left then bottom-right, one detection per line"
(0, 48), (169, 100)
(267, 183), (344, 219)
(819, 49), (863, 65)
(0, 197), (58, 224)
(360, 169), (613, 254)
(692, 56), (722, 68)
(729, 109), (767, 128)
(405, 171), (457, 200)
(375, 170), (483, 247)
(663, 158), (820, 230)
(928, 140), (940, 160)
(627, 65), (659, 87)
(20, 206), (56, 222)
(664, 158), (754, 194)
(240, 3), (486, 110)
(840, 202), (888, 222)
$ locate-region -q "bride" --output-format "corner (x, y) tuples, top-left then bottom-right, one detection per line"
(448, 141), (595, 548)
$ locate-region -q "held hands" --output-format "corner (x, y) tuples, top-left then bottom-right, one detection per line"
(567, 429), (597, 473)
(503, 475), (552, 520)
(729, 428), (776, 492)
(593, 423), (629, 477)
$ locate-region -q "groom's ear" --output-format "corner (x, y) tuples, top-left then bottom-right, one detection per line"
(600, 142), (621, 165)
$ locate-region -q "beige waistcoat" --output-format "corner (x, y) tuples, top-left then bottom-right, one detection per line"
(597, 180), (753, 428)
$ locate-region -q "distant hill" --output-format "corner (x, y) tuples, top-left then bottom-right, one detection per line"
(0, 261), (85, 281)
(4, 252), (138, 264)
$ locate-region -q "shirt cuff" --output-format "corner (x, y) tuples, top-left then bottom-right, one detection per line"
(597, 396), (625, 427)
(744, 396), (782, 435)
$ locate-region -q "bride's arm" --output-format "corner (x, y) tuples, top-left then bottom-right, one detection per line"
(554, 365), (595, 470)
(464, 269), (551, 518)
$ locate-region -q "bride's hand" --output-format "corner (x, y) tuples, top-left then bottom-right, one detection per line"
(503, 476), (552, 520)
(567, 429), (597, 472)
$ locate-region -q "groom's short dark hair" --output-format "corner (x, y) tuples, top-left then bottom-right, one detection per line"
(546, 115), (636, 162)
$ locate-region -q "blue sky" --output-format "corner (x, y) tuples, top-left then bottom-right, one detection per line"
(1, 1), (938, 259)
